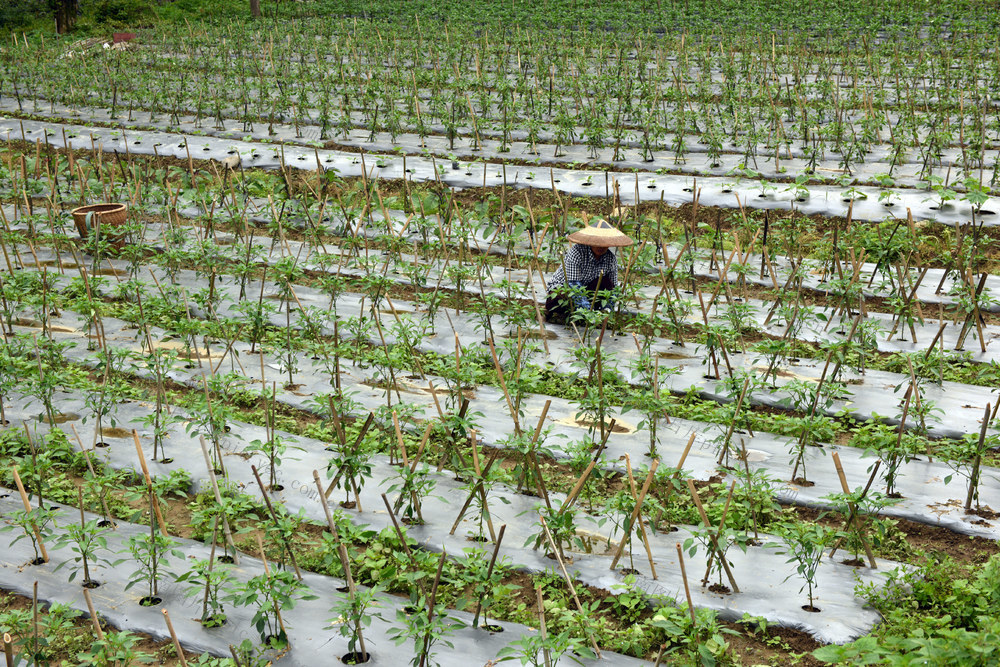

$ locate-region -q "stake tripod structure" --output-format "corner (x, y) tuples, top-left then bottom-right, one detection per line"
(68, 424), (114, 525)
(826, 452), (879, 567)
(955, 270), (989, 353)
(554, 417), (617, 523)
(198, 436), (240, 564)
(250, 464), (303, 580)
(621, 454), (659, 578)
(791, 313), (862, 481)
(447, 431), (499, 541)
(608, 458), (659, 572)
(379, 493), (429, 600)
(701, 480), (737, 585)
(324, 412), (375, 501)
(965, 402), (992, 512)
(391, 416), (434, 524)
(685, 479), (740, 593)
(471, 523), (507, 629)
(717, 376), (752, 466)
(312, 470), (368, 660)
(253, 533), (290, 646)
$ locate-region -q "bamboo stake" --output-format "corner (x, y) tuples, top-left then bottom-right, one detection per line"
(472, 524), (507, 628)
(660, 433), (697, 523)
(525, 400), (553, 509)
(379, 494), (428, 598)
(82, 588), (104, 639)
(675, 543), (697, 624)
(311, 472), (367, 657)
(537, 514), (602, 658)
(536, 585), (552, 667)
(417, 550), (448, 667)
(448, 435), (500, 540)
(486, 336), (522, 434)
(554, 420), (616, 520)
(11, 467), (47, 562)
(324, 413), (375, 501)
(250, 465), (303, 580)
(685, 479), (740, 592)
(162, 610), (189, 667)
(701, 481), (737, 583)
(623, 455), (658, 578)
(829, 452), (877, 567)
(254, 533), (289, 643)
(966, 403), (991, 511)
(199, 436), (239, 564)
(608, 459), (659, 570)
(132, 430), (169, 536)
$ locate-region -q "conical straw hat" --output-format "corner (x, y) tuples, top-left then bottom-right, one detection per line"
(567, 218), (633, 247)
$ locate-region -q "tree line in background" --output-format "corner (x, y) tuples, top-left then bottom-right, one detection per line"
(1, 0), (272, 34)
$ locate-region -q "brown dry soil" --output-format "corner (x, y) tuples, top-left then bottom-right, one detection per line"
(793, 505), (1000, 563)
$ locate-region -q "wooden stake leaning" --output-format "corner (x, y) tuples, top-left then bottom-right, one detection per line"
(535, 586), (553, 667)
(199, 436), (239, 564)
(82, 588), (104, 639)
(131, 430), (169, 536)
(675, 543), (698, 625)
(69, 424), (114, 526)
(828, 460), (881, 560)
(417, 550), (449, 667)
(254, 533), (290, 644)
(966, 403), (992, 512)
(537, 513), (602, 659)
(162, 609), (189, 667)
(312, 471), (368, 659)
(471, 524), (507, 629)
(524, 400), (553, 510)
(11, 466), (48, 562)
(250, 464), (303, 580)
(557, 419), (617, 519)
(379, 493), (428, 599)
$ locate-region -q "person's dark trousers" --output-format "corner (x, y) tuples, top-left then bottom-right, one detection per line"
(544, 273), (614, 324)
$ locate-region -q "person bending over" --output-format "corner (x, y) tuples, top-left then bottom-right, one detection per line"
(544, 219), (633, 324)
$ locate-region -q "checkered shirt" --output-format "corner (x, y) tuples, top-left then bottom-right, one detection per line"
(547, 243), (618, 292)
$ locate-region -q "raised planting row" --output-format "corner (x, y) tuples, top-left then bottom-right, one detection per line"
(4, 117), (1000, 227)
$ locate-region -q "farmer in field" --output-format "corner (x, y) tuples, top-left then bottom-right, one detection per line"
(544, 218), (633, 324)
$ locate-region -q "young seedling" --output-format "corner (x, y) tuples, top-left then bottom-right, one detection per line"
(121, 531), (183, 606)
(227, 535), (316, 648)
(174, 554), (235, 628)
(769, 521), (834, 612)
(54, 488), (111, 588)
